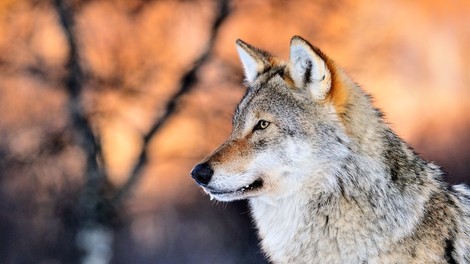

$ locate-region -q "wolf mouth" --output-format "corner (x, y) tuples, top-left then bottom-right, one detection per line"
(209, 179), (264, 195)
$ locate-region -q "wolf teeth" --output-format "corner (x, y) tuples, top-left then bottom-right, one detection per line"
(240, 184), (253, 192)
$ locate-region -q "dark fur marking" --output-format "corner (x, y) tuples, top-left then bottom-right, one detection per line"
(335, 135), (344, 145)
(374, 107), (385, 119)
(447, 184), (457, 195)
(315, 193), (334, 209)
(257, 65), (273, 79)
(285, 128), (296, 137)
(337, 176), (347, 200)
(390, 167), (399, 182)
(382, 131), (404, 183)
(303, 59), (313, 85)
(365, 93), (374, 102)
(253, 139), (267, 150)
(381, 130), (427, 188)
(276, 67), (285, 78)
(444, 237), (457, 264)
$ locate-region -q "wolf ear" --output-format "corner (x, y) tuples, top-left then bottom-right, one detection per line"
(288, 36), (331, 100)
(236, 39), (272, 84)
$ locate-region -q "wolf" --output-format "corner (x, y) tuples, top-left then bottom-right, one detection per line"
(191, 36), (470, 263)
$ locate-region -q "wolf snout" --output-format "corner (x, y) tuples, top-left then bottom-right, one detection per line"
(191, 163), (213, 186)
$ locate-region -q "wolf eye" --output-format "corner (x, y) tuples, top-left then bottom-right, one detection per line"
(254, 120), (270, 131)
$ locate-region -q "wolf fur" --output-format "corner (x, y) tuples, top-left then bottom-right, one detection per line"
(191, 36), (470, 263)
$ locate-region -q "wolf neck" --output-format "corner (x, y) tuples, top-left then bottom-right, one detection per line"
(249, 69), (438, 263)
(249, 155), (435, 263)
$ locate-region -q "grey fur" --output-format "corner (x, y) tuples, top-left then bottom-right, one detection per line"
(191, 36), (470, 263)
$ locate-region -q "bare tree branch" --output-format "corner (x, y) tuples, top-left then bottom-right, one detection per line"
(53, 0), (110, 224)
(53, 1), (115, 263)
(111, 0), (232, 207)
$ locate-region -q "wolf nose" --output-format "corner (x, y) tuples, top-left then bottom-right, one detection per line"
(191, 163), (213, 186)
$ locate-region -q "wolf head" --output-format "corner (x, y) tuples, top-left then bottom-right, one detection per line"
(191, 36), (356, 202)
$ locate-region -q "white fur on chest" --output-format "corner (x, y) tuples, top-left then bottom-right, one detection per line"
(248, 190), (398, 263)
(249, 194), (363, 264)
(250, 195), (311, 263)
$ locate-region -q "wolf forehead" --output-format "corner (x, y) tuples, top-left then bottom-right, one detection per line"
(233, 66), (309, 123)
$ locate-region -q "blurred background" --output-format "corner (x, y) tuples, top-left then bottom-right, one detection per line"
(0, 0), (469, 263)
